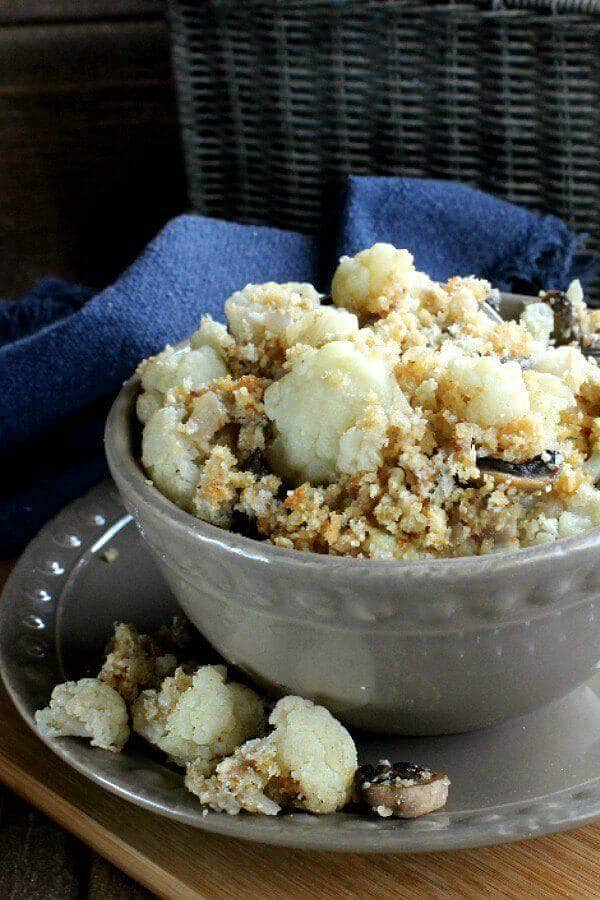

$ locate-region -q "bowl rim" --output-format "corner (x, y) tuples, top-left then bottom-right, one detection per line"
(105, 373), (600, 576)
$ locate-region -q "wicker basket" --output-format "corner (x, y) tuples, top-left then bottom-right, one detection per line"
(169, 0), (599, 293)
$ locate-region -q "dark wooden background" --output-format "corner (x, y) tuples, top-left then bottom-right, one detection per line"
(0, 0), (187, 299)
(0, 3), (183, 895)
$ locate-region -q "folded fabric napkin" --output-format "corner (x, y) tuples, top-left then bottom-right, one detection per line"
(1, 176), (596, 557)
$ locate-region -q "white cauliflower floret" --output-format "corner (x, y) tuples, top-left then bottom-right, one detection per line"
(520, 302), (554, 344)
(136, 389), (163, 424)
(35, 678), (129, 752)
(336, 401), (389, 475)
(264, 340), (394, 484)
(524, 370), (576, 424)
(136, 345), (227, 423)
(286, 305), (359, 347)
(99, 622), (177, 704)
(132, 665), (265, 769)
(185, 695), (357, 816)
(224, 282), (321, 344)
(448, 356), (530, 427)
(558, 483), (600, 536)
(141, 405), (201, 508)
(190, 315), (235, 360)
(224, 281), (358, 353)
(532, 345), (589, 394)
(331, 243), (415, 317)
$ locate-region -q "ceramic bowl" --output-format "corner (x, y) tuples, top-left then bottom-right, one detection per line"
(105, 375), (600, 735)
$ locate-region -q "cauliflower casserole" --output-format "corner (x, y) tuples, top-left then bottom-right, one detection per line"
(136, 244), (600, 558)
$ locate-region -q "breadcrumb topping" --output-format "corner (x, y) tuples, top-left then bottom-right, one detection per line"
(136, 248), (600, 558)
(99, 622), (177, 703)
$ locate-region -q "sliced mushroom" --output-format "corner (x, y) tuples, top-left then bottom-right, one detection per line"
(539, 289), (582, 346)
(355, 760), (450, 819)
(477, 450), (561, 492)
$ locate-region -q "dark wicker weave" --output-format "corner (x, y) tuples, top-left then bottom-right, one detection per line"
(169, 0), (599, 294)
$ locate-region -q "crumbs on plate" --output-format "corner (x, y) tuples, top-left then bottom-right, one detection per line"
(135, 243), (600, 558)
(35, 617), (448, 819)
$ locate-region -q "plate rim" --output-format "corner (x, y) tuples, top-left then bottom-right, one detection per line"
(2, 481), (599, 854)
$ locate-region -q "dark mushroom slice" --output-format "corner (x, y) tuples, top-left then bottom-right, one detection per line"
(540, 290), (582, 346)
(356, 761), (450, 819)
(477, 450), (561, 492)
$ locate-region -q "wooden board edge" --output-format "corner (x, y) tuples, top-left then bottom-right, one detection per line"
(0, 747), (199, 900)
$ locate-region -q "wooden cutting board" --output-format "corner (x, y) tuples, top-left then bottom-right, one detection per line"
(1, 560), (599, 899)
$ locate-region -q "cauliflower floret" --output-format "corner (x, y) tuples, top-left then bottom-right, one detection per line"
(224, 281), (358, 353)
(99, 622), (177, 704)
(448, 356), (530, 427)
(224, 282), (321, 344)
(35, 678), (129, 752)
(520, 302), (554, 344)
(560, 483), (600, 535)
(331, 243), (415, 317)
(264, 340), (394, 484)
(136, 389), (163, 424)
(336, 401), (389, 475)
(286, 305), (359, 347)
(132, 665), (265, 770)
(141, 405), (201, 508)
(185, 695), (357, 815)
(532, 346), (589, 394)
(136, 344), (227, 422)
(523, 370), (576, 425)
(190, 315), (235, 360)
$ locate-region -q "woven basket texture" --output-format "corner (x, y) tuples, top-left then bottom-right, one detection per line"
(169, 0), (599, 295)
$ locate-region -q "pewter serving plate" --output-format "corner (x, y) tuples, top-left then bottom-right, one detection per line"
(2, 481), (600, 853)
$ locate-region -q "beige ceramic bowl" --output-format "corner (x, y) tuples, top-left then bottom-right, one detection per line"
(105, 372), (600, 735)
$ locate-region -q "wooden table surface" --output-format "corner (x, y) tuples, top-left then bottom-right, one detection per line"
(1, 558), (599, 899)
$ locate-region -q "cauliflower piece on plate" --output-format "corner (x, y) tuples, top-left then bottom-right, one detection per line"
(99, 622), (177, 704)
(264, 340), (395, 484)
(131, 665), (265, 770)
(331, 243), (415, 317)
(35, 678), (129, 752)
(185, 695), (357, 815)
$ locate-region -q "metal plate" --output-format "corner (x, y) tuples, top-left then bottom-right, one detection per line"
(2, 481), (599, 853)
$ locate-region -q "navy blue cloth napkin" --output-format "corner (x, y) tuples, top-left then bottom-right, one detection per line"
(1, 177), (595, 557)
